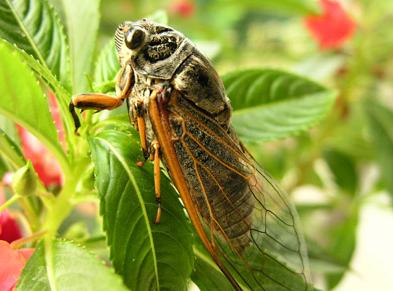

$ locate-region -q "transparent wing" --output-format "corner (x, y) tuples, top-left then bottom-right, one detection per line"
(167, 95), (311, 291)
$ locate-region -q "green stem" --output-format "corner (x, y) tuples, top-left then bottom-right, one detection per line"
(43, 174), (78, 290)
(45, 237), (57, 291)
(0, 194), (21, 212)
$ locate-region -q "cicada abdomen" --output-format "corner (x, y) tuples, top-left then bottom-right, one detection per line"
(70, 19), (311, 291)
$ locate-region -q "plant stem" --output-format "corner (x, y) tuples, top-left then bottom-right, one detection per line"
(42, 173), (78, 290)
(0, 194), (20, 212)
(11, 230), (46, 248)
(45, 237), (57, 291)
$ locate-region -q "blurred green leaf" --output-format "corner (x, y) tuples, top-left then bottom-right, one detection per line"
(0, 157), (7, 177)
(89, 125), (194, 291)
(323, 149), (358, 195)
(366, 99), (393, 198)
(192, 245), (235, 291)
(224, 69), (337, 142)
(325, 206), (359, 289)
(306, 237), (348, 275)
(93, 39), (119, 92)
(325, 100), (373, 162)
(0, 0), (71, 88)
(61, 0), (100, 93)
(0, 42), (68, 171)
(0, 112), (19, 143)
(17, 241), (128, 291)
(0, 129), (24, 171)
(241, 0), (319, 15)
(146, 9), (168, 24)
(294, 54), (346, 81)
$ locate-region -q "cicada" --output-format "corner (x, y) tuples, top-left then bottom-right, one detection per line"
(70, 19), (311, 290)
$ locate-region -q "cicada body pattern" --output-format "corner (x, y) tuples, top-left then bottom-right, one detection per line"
(71, 19), (311, 291)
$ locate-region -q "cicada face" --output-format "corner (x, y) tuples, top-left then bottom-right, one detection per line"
(115, 19), (193, 79)
(112, 19), (312, 291)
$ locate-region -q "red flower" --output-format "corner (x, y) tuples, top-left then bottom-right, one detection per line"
(304, 0), (356, 50)
(0, 188), (22, 243)
(0, 212), (22, 244)
(17, 92), (64, 187)
(0, 240), (34, 291)
(169, 0), (195, 18)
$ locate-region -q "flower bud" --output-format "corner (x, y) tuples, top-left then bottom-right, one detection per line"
(11, 161), (37, 196)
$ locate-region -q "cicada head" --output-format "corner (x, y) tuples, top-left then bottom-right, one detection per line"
(114, 19), (194, 79)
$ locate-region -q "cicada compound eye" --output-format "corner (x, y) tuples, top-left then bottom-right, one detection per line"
(125, 28), (146, 50)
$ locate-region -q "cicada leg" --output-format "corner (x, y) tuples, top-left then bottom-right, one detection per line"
(135, 99), (149, 160)
(151, 140), (162, 224)
(70, 64), (133, 133)
(69, 93), (125, 133)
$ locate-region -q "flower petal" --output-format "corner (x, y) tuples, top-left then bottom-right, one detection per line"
(0, 241), (32, 291)
(0, 211), (22, 243)
(304, 0), (356, 49)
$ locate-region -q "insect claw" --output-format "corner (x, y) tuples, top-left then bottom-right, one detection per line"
(69, 102), (81, 135)
(143, 149), (150, 160)
(154, 200), (161, 224)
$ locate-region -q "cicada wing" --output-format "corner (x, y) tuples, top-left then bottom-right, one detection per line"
(216, 161), (312, 291)
(166, 95), (311, 290)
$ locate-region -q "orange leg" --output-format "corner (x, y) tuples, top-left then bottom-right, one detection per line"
(133, 99), (148, 160)
(70, 93), (125, 132)
(70, 64), (133, 132)
(152, 141), (161, 224)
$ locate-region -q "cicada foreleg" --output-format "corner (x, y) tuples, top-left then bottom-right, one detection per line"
(69, 64), (133, 133)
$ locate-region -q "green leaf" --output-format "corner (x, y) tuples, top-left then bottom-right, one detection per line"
(0, 111), (20, 143)
(93, 39), (120, 92)
(325, 207), (359, 289)
(89, 125), (194, 291)
(0, 42), (68, 172)
(323, 149), (358, 195)
(223, 69), (337, 142)
(365, 99), (393, 197)
(192, 245), (235, 291)
(0, 128), (25, 170)
(0, 39), (69, 100)
(325, 100), (373, 161)
(306, 237), (348, 275)
(17, 241), (128, 291)
(0, 39), (75, 142)
(61, 0), (100, 93)
(0, 0), (71, 88)
(0, 157), (7, 177)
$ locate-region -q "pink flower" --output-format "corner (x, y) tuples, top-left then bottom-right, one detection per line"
(0, 240), (34, 291)
(304, 0), (356, 50)
(17, 92), (64, 187)
(169, 0), (195, 18)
